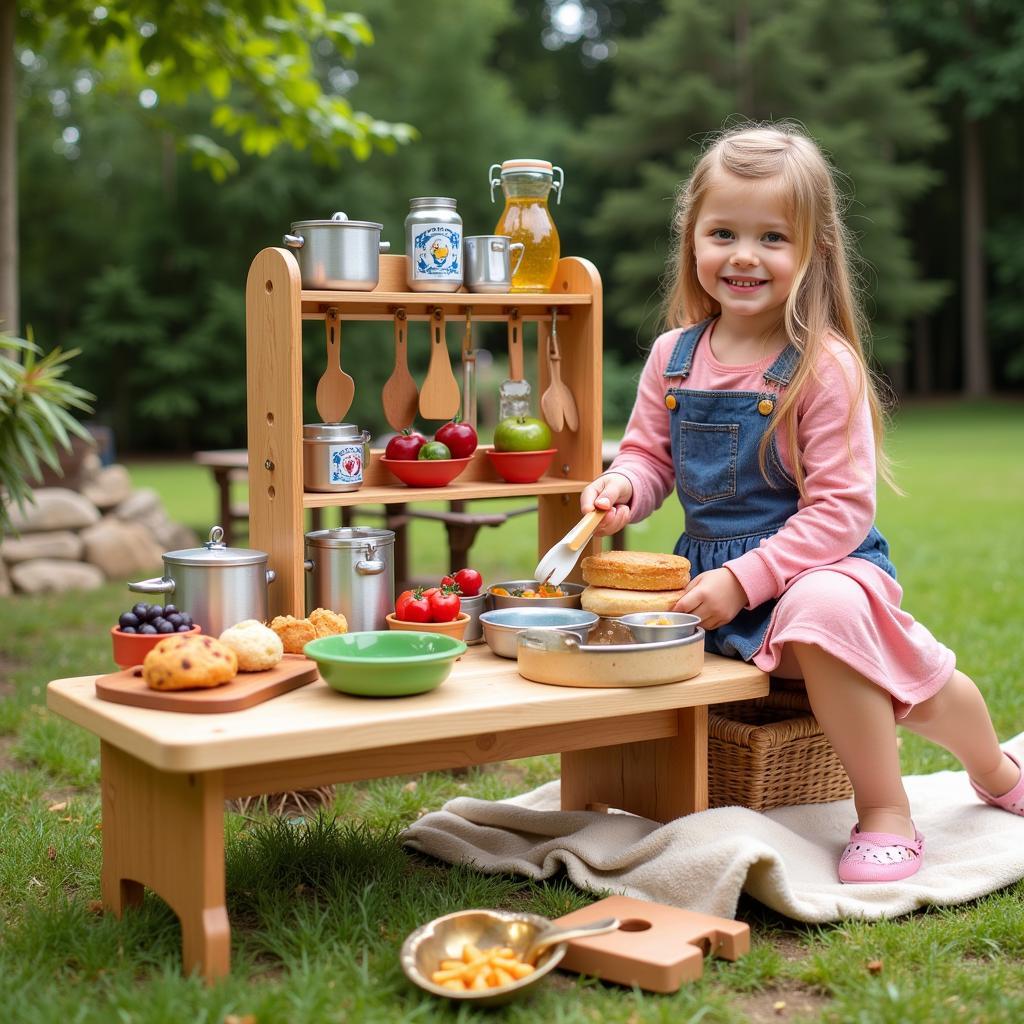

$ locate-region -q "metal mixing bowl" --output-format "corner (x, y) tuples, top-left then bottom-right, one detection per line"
(478, 607), (598, 658)
(487, 580), (584, 609)
(614, 611), (701, 643)
(400, 909), (568, 1007)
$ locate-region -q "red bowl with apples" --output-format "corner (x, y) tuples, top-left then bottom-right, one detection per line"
(381, 456), (473, 488)
(110, 624), (202, 670)
(485, 448), (557, 484)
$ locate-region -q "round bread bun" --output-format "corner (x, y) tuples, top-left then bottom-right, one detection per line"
(269, 614), (317, 655)
(580, 550), (691, 591)
(581, 585), (687, 617)
(219, 619), (284, 672)
(308, 607), (348, 639)
(143, 634), (238, 691)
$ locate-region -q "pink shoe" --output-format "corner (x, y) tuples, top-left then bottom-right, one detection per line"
(838, 825), (924, 884)
(970, 751), (1024, 816)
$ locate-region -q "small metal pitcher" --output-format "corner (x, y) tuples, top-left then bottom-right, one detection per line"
(465, 235), (525, 293)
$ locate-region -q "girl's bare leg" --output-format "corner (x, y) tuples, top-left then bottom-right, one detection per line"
(789, 642), (916, 840)
(899, 669), (1019, 797)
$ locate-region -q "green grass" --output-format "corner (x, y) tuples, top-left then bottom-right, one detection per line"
(2, 400), (1023, 1022)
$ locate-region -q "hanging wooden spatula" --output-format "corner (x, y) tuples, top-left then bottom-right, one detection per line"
(315, 308), (354, 423)
(534, 508), (607, 587)
(381, 309), (419, 430)
(418, 307), (461, 420)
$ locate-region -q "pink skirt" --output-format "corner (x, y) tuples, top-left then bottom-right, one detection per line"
(753, 558), (956, 718)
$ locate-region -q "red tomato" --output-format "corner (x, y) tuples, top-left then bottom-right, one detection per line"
(434, 418), (478, 459)
(395, 589), (417, 618)
(428, 587), (461, 623)
(452, 568), (482, 597)
(440, 574), (461, 593)
(396, 591), (431, 623)
(421, 587), (440, 600)
(384, 429), (427, 461)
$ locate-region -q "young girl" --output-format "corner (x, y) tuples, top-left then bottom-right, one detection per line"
(581, 123), (1023, 883)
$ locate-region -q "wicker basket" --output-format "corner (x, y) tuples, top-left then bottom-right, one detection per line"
(707, 689), (853, 811)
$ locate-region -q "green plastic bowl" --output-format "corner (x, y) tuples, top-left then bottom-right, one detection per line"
(304, 630), (467, 697)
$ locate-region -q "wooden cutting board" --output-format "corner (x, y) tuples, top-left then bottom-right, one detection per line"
(94, 654), (320, 713)
(554, 895), (750, 992)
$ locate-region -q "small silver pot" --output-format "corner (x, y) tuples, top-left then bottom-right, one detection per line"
(283, 211), (390, 290)
(303, 422), (371, 493)
(465, 235), (525, 292)
(304, 527), (395, 632)
(128, 526), (276, 637)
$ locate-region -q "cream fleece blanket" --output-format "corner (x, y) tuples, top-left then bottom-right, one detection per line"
(402, 733), (1024, 923)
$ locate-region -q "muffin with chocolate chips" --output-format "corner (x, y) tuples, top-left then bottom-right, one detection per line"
(142, 634), (239, 691)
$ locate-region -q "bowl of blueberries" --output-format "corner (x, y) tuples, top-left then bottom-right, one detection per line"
(110, 602), (201, 669)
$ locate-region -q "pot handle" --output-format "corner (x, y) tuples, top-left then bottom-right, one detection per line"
(266, 569), (277, 586)
(128, 576), (175, 595)
(356, 558), (385, 575)
(283, 233), (304, 249)
(304, 560), (314, 572)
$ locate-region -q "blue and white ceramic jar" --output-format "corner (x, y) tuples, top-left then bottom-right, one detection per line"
(405, 197), (463, 292)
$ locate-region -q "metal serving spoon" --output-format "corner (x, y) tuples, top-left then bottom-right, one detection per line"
(524, 916), (620, 965)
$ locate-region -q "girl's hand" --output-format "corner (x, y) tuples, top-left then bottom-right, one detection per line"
(673, 568), (747, 631)
(580, 473), (633, 537)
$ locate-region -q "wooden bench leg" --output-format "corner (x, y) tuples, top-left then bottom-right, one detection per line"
(100, 742), (230, 982)
(560, 706), (709, 822)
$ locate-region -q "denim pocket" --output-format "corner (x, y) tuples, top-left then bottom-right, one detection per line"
(679, 420), (738, 502)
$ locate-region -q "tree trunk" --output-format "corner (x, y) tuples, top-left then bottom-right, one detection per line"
(0, 0), (18, 337)
(961, 113), (989, 396)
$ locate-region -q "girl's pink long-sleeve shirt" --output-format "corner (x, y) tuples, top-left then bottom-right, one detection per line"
(606, 326), (878, 609)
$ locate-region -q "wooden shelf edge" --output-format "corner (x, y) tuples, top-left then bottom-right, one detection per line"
(302, 478), (589, 508)
(301, 290), (592, 309)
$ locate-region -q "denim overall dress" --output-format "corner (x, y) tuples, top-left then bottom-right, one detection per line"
(664, 319), (896, 661)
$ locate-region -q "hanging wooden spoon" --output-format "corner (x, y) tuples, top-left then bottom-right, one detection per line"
(315, 308), (355, 423)
(381, 308), (419, 430)
(418, 307), (461, 420)
(548, 306), (578, 432)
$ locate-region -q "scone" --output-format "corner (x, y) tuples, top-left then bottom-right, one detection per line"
(269, 614), (317, 655)
(581, 585), (688, 617)
(581, 550), (691, 591)
(308, 607), (348, 639)
(219, 619), (284, 672)
(143, 634), (238, 691)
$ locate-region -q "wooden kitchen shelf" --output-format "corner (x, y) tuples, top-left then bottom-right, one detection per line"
(245, 250), (604, 618)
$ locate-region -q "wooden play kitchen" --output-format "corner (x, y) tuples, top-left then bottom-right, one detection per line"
(46, 245), (771, 985)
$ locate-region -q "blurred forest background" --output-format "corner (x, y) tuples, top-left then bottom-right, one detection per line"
(4, 0), (1023, 453)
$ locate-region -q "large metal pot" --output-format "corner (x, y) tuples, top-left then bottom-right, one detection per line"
(304, 527), (395, 632)
(127, 526), (276, 637)
(283, 211), (390, 290)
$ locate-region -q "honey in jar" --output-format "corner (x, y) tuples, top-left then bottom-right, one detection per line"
(489, 159), (564, 293)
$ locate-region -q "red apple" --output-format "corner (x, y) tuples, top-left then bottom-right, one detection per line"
(384, 429), (427, 460)
(434, 417), (478, 459)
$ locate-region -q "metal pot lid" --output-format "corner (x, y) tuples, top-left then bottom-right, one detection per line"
(289, 211), (383, 231)
(305, 527), (395, 549)
(408, 197), (457, 209)
(303, 422), (368, 442)
(163, 526), (269, 567)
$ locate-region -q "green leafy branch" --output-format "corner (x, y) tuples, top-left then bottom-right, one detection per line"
(0, 334), (95, 538)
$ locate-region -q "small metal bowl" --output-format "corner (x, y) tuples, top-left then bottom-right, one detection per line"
(400, 909), (568, 1007)
(479, 607), (598, 658)
(614, 611), (701, 643)
(487, 580), (584, 610)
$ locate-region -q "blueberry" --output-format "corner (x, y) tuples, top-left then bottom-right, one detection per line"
(139, 623), (158, 634)
(145, 605), (165, 622)
(156, 620), (175, 634)
(179, 613), (193, 627)
(119, 612), (140, 629)
(132, 603), (150, 620)
(150, 617), (168, 630)
(120, 625), (137, 634)
(166, 613), (183, 628)
(176, 623), (192, 632)
(162, 604), (178, 617)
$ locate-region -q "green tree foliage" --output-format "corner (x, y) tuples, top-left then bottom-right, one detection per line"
(18, 0), (562, 450)
(890, 1), (1024, 392)
(572, 0), (946, 368)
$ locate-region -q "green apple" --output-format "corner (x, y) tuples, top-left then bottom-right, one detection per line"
(417, 440), (452, 460)
(493, 416), (553, 452)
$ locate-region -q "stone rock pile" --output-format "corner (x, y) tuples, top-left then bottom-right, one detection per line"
(1, 453), (198, 597)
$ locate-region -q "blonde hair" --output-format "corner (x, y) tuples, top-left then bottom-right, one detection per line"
(663, 122), (897, 495)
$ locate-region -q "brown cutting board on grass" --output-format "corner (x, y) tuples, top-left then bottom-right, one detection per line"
(95, 654), (320, 713)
